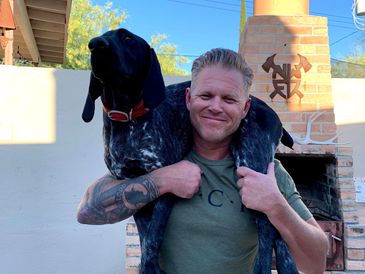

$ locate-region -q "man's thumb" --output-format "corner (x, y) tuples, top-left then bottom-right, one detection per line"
(267, 162), (275, 176)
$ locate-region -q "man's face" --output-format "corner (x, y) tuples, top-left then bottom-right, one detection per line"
(186, 65), (251, 147)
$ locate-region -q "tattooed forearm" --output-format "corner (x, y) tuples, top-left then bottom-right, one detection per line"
(77, 174), (160, 225)
(115, 175), (159, 209)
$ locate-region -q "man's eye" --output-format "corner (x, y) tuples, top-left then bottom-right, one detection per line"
(224, 98), (237, 104)
(199, 94), (211, 100)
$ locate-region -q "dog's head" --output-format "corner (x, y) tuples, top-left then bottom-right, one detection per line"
(82, 28), (165, 122)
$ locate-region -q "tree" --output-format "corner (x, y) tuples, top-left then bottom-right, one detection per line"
(62, 0), (189, 74)
(150, 34), (189, 75)
(63, 0), (126, 69)
(331, 49), (365, 78)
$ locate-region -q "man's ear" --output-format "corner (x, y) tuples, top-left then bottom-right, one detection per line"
(241, 97), (251, 119)
(185, 87), (191, 111)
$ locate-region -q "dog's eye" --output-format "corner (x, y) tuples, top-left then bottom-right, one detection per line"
(125, 36), (133, 41)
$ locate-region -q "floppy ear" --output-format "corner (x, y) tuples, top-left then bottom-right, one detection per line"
(82, 73), (103, 122)
(142, 48), (166, 109)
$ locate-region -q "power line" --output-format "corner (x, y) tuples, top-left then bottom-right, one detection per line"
(328, 18), (357, 26)
(202, 0), (240, 7)
(168, 0), (356, 30)
(168, 0), (239, 13)
(311, 11), (353, 20)
(330, 30), (359, 46)
(328, 24), (358, 30)
(167, 0), (360, 51)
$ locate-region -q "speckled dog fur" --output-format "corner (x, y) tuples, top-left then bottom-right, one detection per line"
(82, 28), (298, 274)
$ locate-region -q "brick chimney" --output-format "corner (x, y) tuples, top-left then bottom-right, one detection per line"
(239, 0), (360, 271)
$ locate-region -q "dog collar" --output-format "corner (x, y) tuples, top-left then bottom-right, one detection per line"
(103, 100), (150, 122)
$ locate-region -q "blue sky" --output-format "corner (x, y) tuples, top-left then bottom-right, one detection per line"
(94, 0), (364, 66)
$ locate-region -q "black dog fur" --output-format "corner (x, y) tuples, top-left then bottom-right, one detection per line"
(82, 28), (298, 274)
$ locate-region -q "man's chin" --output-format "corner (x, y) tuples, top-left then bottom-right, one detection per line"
(197, 129), (233, 144)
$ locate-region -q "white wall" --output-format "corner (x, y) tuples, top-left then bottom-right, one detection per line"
(0, 65), (189, 274)
(0, 66), (123, 274)
(332, 78), (365, 178)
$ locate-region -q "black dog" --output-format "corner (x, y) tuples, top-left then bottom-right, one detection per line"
(82, 28), (298, 274)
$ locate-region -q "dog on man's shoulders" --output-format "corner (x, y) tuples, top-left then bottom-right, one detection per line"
(82, 28), (297, 274)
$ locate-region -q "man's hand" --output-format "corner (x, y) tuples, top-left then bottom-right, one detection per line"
(151, 160), (202, 199)
(238, 162), (328, 273)
(236, 162), (285, 216)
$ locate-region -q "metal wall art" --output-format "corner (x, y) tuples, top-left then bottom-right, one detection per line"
(262, 53), (312, 102)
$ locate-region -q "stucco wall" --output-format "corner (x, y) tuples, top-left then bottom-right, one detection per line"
(332, 78), (365, 178)
(0, 65), (363, 274)
(0, 65), (189, 274)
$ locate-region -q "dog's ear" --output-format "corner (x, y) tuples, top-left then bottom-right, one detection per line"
(82, 73), (103, 122)
(142, 48), (166, 109)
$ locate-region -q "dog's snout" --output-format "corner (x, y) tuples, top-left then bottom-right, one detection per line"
(88, 37), (109, 51)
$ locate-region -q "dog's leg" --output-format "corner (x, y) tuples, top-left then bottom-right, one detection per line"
(231, 97), (299, 274)
(274, 237), (299, 274)
(137, 194), (175, 274)
(253, 218), (276, 274)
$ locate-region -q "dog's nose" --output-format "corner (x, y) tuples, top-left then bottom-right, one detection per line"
(88, 37), (109, 51)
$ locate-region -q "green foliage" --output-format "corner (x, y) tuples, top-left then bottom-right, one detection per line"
(60, 0), (189, 74)
(63, 0), (126, 69)
(150, 34), (190, 75)
(331, 51), (365, 78)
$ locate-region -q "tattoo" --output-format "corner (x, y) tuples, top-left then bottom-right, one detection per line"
(115, 175), (159, 209)
(84, 174), (160, 224)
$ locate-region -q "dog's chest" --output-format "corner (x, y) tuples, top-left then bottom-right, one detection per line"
(103, 104), (190, 179)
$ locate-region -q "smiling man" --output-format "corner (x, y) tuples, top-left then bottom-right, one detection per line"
(77, 48), (328, 273)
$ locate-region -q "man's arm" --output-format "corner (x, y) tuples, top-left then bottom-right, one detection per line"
(77, 160), (202, 225)
(237, 163), (328, 274)
(77, 173), (159, 224)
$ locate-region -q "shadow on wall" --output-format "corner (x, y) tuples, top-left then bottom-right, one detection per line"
(0, 67), (123, 274)
(0, 66), (192, 274)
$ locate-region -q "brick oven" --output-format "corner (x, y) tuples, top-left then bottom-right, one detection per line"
(238, 0), (361, 271)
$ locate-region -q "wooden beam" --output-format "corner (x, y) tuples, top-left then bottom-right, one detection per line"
(40, 50), (63, 59)
(3, 0), (14, 65)
(4, 29), (14, 65)
(27, 8), (65, 24)
(38, 44), (63, 53)
(25, 0), (66, 14)
(30, 19), (65, 33)
(36, 37), (64, 47)
(41, 56), (63, 64)
(63, 0), (72, 63)
(33, 29), (64, 40)
(14, 0), (41, 63)
(0, 0), (16, 29)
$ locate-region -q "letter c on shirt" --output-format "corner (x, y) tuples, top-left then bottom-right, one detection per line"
(208, 189), (223, 207)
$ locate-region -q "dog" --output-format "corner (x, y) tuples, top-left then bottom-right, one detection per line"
(82, 28), (298, 274)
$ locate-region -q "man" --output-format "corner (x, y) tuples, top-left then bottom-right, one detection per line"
(77, 48), (328, 273)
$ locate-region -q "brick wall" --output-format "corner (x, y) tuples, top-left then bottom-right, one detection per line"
(125, 218), (140, 274)
(239, 15), (362, 272)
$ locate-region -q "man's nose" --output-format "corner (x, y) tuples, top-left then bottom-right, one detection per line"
(208, 97), (223, 112)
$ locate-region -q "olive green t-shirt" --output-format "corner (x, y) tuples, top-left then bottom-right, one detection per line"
(159, 151), (312, 274)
